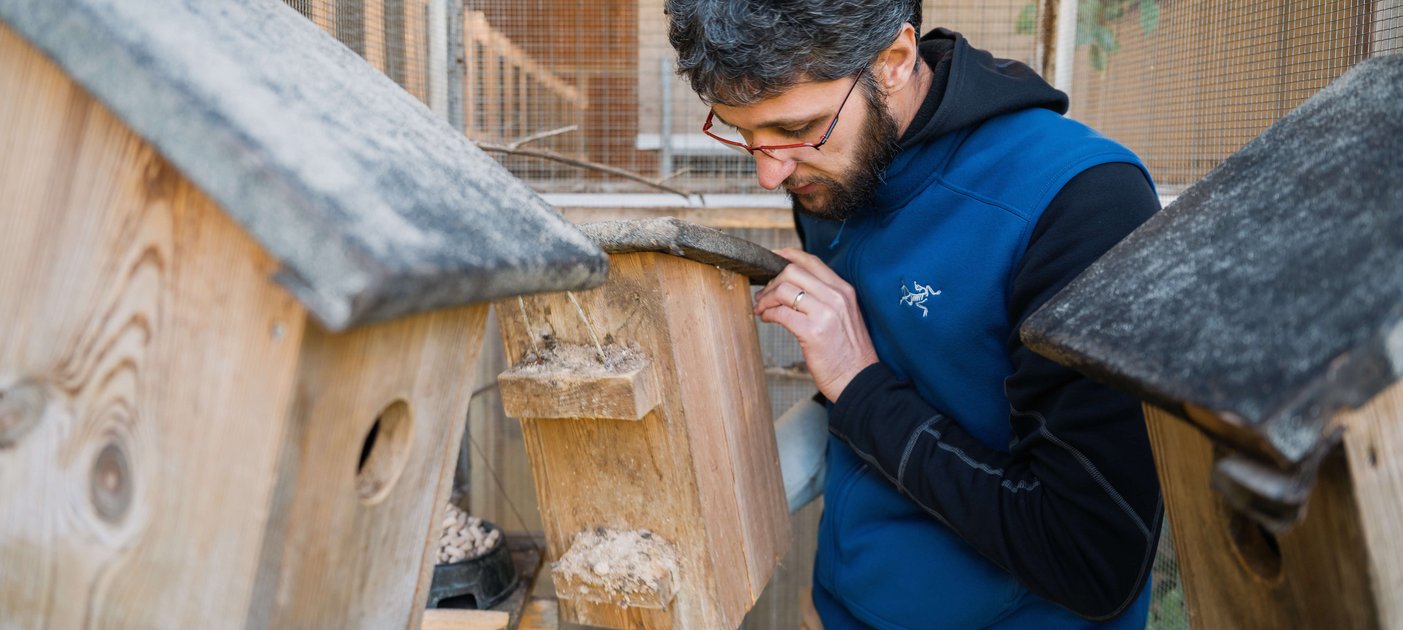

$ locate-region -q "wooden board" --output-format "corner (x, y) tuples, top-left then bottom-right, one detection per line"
(255, 302), (488, 629)
(498, 251), (790, 629)
(1145, 404), (1378, 629)
(421, 609), (510, 630)
(1341, 378), (1403, 629)
(0, 23), (307, 625)
(499, 357), (659, 421)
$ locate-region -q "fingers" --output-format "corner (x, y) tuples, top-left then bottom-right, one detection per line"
(754, 260), (841, 316)
(774, 248), (848, 289)
(754, 281), (809, 315)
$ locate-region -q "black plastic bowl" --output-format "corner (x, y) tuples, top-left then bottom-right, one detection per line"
(426, 520), (518, 610)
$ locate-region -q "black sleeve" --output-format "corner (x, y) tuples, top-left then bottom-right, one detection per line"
(826, 162), (1164, 621)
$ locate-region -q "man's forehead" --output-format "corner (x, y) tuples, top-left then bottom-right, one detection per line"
(710, 77), (852, 128)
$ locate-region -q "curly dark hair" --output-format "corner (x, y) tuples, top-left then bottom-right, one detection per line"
(665, 0), (921, 105)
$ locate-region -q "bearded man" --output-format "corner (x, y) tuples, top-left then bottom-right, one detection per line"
(666, 1), (1164, 628)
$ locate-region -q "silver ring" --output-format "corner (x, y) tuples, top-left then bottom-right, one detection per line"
(792, 290), (806, 311)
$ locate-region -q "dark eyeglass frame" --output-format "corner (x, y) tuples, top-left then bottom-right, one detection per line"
(702, 72), (864, 157)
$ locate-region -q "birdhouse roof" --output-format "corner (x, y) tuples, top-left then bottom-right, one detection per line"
(1021, 55), (1403, 468)
(0, 0), (606, 330)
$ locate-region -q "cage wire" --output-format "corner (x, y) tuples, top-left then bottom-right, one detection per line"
(1067, 0), (1403, 192)
(284, 2), (1403, 627)
(285, 0), (436, 107)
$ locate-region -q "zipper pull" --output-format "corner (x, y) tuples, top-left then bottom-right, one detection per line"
(829, 219), (847, 250)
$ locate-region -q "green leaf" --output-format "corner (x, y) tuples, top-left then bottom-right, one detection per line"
(1140, 0), (1161, 34)
(1095, 26), (1119, 55)
(1015, 1), (1038, 35)
(1105, 0), (1125, 20)
(1089, 44), (1106, 71)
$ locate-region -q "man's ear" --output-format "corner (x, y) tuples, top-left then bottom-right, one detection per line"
(876, 23), (920, 94)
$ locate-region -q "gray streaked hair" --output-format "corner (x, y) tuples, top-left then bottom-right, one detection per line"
(666, 0), (921, 105)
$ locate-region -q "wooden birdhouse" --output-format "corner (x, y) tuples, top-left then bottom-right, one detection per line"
(0, 0), (606, 627)
(1022, 55), (1403, 629)
(496, 218), (792, 629)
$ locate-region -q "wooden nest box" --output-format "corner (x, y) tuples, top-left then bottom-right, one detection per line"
(496, 218), (793, 629)
(1022, 56), (1403, 629)
(0, 0), (607, 626)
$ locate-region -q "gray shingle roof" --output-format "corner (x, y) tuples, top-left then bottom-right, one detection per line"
(1022, 55), (1403, 468)
(0, 0), (607, 330)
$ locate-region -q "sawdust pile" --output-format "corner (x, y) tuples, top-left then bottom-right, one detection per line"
(553, 527), (679, 608)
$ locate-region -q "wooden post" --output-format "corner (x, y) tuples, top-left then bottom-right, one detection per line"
(496, 219), (791, 629)
(0, 0), (606, 626)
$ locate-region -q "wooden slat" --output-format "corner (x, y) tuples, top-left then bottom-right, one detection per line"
(257, 302), (488, 629)
(1145, 404), (1378, 629)
(0, 24), (307, 625)
(1341, 378), (1403, 629)
(499, 358), (659, 421)
(421, 609), (510, 630)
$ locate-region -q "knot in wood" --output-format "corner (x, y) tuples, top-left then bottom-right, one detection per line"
(91, 441), (134, 524)
(0, 380), (46, 448)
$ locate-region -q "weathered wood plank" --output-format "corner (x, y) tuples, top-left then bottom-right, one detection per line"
(1145, 404), (1378, 629)
(257, 303), (488, 629)
(499, 356), (659, 421)
(1341, 379), (1403, 629)
(0, 23), (307, 625)
(421, 609), (510, 630)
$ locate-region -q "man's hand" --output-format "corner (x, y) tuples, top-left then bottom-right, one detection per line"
(754, 248), (879, 402)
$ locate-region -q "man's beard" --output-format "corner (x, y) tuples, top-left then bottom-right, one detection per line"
(787, 83), (902, 222)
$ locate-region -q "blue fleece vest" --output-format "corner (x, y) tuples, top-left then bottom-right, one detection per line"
(799, 108), (1152, 629)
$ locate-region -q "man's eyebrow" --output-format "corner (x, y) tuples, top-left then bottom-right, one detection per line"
(713, 110), (826, 130)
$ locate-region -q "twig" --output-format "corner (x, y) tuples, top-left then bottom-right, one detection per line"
(477, 143), (700, 201)
(656, 167), (691, 184)
(565, 291), (607, 364)
(507, 125), (579, 150)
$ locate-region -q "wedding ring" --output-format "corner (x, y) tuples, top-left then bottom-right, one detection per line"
(792, 290), (806, 311)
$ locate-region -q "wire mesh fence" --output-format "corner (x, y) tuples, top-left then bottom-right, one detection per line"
(1066, 0), (1403, 191)
(285, 0), (436, 106)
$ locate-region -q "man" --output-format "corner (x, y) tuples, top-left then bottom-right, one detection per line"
(666, 1), (1163, 628)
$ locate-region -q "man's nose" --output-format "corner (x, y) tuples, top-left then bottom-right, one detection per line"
(753, 151), (798, 191)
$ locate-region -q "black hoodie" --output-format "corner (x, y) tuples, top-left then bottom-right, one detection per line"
(798, 29), (1164, 622)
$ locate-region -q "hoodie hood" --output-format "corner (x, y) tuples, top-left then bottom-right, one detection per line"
(898, 28), (1068, 149)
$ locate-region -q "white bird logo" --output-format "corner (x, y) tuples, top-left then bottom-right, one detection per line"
(899, 281), (941, 317)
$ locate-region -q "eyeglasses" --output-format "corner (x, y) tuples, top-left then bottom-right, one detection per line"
(702, 73), (863, 158)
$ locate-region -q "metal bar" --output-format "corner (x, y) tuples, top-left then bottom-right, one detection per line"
(1053, 0), (1078, 93)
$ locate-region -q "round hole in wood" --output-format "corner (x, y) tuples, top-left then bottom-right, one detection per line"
(355, 400), (413, 505)
(1225, 503), (1283, 582)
